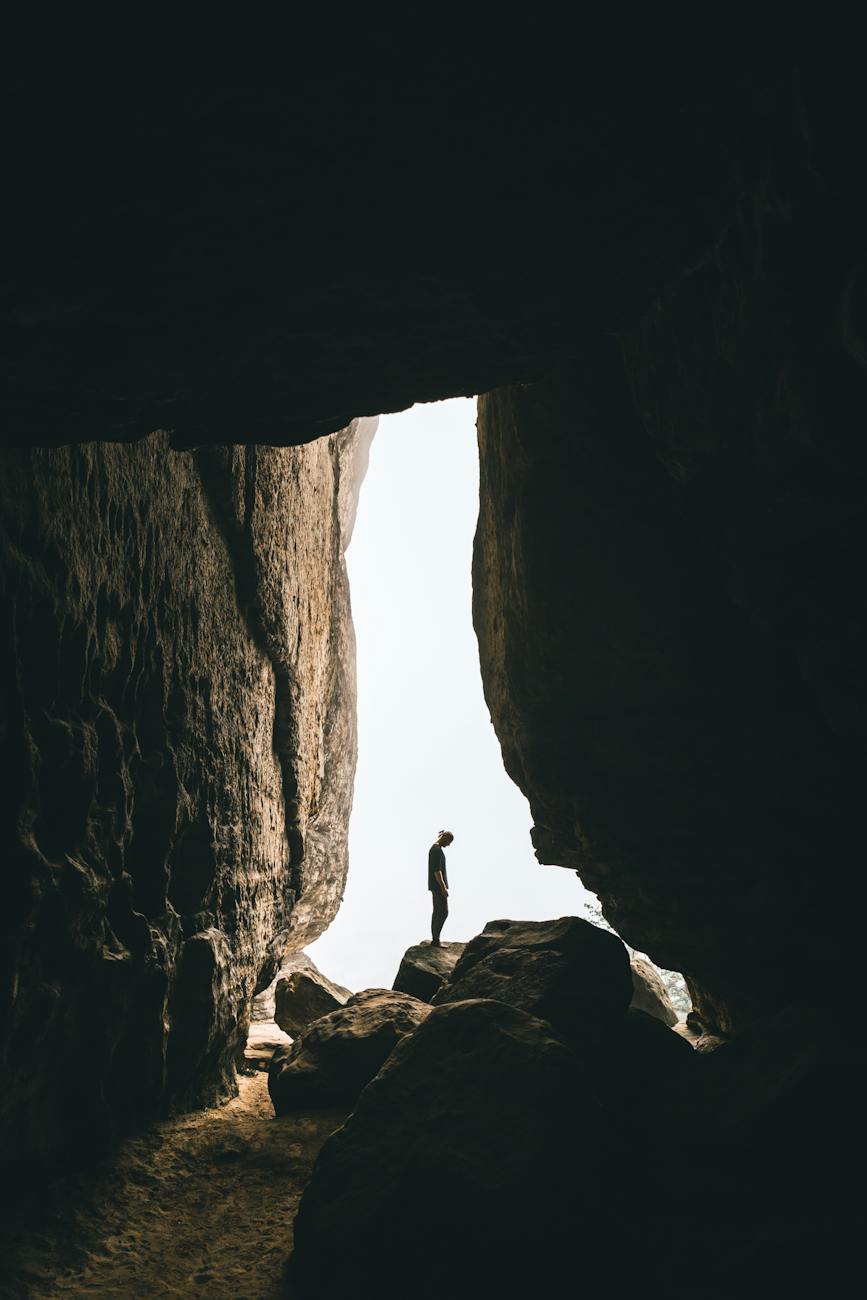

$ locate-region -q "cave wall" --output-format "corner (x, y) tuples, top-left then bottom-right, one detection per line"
(0, 419), (373, 1163)
(1, 51), (865, 1173)
(473, 157), (867, 1032)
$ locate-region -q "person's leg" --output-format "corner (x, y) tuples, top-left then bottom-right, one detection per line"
(431, 891), (448, 945)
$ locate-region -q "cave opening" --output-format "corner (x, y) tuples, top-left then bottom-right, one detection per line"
(306, 398), (593, 992)
(250, 395), (689, 1030)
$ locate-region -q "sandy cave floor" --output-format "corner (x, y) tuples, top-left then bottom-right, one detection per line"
(1, 1027), (347, 1299)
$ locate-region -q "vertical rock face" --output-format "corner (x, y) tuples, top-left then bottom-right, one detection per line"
(474, 292), (865, 1033)
(0, 418), (374, 1163)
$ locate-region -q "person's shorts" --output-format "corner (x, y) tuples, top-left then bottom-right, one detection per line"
(431, 890), (448, 915)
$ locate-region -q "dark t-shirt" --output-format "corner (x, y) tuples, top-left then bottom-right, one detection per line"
(428, 844), (448, 892)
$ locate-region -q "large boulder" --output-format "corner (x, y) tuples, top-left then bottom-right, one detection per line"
(598, 1008), (697, 1140)
(273, 967), (352, 1038)
(432, 916), (632, 1040)
(630, 956), (679, 1027)
(250, 952), (316, 1023)
(289, 998), (652, 1299)
(268, 990), (429, 1114)
(392, 940), (465, 1002)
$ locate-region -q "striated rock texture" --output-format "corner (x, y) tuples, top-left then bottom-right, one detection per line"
(0, 418), (374, 1164)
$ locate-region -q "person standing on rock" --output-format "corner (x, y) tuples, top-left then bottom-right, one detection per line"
(428, 830), (454, 946)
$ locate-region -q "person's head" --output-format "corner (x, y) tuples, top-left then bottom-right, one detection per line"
(436, 829), (454, 847)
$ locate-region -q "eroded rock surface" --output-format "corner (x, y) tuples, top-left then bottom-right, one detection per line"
(250, 952), (315, 1024)
(0, 419), (374, 1163)
(274, 968), (351, 1038)
(630, 956), (678, 1028)
(432, 916), (632, 1040)
(392, 940), (465, 1003)
(268, 989), (429, 1114)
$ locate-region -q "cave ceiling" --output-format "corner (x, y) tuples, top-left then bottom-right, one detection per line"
(4, 55), (850, 450)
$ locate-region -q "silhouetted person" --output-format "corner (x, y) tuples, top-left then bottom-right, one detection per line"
(428, 829), (454, 946)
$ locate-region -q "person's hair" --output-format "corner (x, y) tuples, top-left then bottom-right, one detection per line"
(438, 829), (454, 842)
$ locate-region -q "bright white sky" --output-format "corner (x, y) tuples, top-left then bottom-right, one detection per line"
(307, 399), (593, 992)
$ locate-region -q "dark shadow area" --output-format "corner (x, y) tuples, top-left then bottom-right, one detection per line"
(2, 48), (865, 1299)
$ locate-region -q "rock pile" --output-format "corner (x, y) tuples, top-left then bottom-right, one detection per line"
(289, 917), (693, 1297)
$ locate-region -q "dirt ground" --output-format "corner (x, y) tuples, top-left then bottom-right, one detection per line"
(0, 1027), (346, 1299)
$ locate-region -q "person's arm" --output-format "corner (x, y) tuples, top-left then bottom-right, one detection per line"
(434, 869), (448, 895)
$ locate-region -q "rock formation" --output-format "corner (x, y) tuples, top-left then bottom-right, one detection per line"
(0, 419), (374, 1163)
(630, 957), (678, 1028)
(268, 990), (429, 1113)
(473, 351), (864, 1035)
(244, 1021), (293, 1073)
(2, 52), (865, 1293)
(432, 917), (632, 1040)
(274, 968), (351, 1038)
(250, 952), (316, 1024)
(289, 997), (668, 1299)
(7, 61), (837, 456)
(392, 940), (465, 1003)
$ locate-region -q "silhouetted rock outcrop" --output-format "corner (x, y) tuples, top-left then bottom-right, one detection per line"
(274, 968), (351, 1038)
(268, 990), (429, 1114)
(0, 419), (374, 1163)
(392, 940), (465, 1002)
(599, 1008), (697, 1138)
(289, 998), (654, 1299)
(432, 916), (632, 1040)
(630, 956), (678, 1027)
(474, 349), (866, 1036)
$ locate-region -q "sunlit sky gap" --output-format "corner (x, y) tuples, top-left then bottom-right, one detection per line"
(307, 400), (593, 992)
